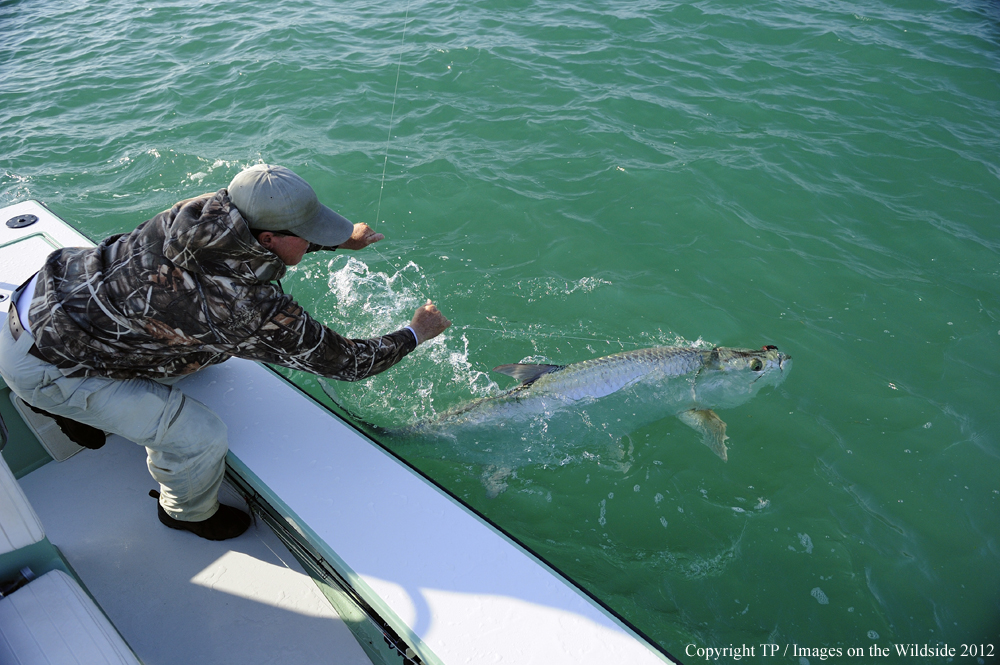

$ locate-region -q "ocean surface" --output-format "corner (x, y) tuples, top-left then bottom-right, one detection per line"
(3, 0), (999, 660)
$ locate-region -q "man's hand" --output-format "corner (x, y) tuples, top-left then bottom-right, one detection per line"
(337, 223), (385, 250)
(409, 300), (451, 344)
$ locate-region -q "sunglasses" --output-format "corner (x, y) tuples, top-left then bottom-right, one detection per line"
(253, 228), (323, 252)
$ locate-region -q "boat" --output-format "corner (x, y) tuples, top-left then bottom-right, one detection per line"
(0, 200), (676, 664)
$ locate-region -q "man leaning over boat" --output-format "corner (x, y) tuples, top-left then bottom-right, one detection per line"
(0, 164), (451, 541)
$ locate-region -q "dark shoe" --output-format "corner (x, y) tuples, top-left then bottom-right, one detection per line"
(24, 403), (106, 450)
(157, 503), (251, 541)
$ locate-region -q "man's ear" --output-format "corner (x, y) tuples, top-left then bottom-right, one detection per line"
(256, 231), (274, 248)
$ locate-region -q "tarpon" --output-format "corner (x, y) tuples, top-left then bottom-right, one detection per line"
(407, 344), (791, 461)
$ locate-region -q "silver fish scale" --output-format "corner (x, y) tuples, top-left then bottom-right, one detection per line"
(529, 346), (707, 400)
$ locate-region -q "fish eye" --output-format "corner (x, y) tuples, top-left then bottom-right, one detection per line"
(750, 359), (764, 372)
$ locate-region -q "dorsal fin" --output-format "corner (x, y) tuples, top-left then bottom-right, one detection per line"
(492, 363), (564, 385)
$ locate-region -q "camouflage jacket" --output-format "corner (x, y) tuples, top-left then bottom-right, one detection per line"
(28, 190), (416, 381)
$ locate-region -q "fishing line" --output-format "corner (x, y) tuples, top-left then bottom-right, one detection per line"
(367, 0), (428, 298)
(373, 0), (411, 233)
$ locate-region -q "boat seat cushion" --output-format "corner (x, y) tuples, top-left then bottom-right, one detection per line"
(0, 569), (140, 665)
(0, 453), (44, 555)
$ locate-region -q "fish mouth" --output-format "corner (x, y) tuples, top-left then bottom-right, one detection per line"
(762, 345), (792, 370)
(761, 345), (792, 374)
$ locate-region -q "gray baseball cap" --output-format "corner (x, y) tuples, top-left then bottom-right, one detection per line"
(228, 164), (354, 246)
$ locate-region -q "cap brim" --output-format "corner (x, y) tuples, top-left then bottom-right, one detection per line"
(290, 205), (354, 247)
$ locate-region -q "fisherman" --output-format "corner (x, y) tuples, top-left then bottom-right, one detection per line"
(0, 164), (451, 541)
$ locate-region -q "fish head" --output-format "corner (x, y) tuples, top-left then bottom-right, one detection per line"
(692, 345), (792, 408)
(712, 345), (791, 386)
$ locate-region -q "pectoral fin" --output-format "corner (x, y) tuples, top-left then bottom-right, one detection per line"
(678, 409), (729, 462)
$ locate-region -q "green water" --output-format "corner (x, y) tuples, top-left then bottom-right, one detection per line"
(3, 0), (999, 660)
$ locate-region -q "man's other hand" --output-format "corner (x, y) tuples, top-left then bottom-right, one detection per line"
(409, 300), (451, 344)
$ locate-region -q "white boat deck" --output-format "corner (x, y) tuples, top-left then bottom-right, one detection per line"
(16, 436), (373, 665)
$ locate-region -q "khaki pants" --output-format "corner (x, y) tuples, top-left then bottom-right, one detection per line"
(0, 317), (227, 522)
